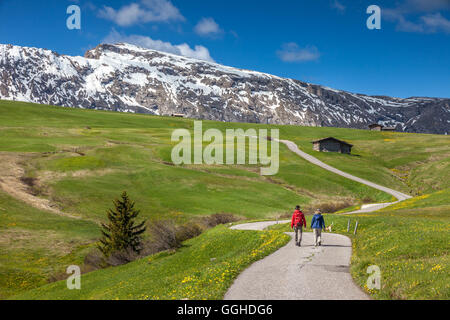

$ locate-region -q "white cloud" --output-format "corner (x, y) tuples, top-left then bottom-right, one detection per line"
(331, 0), (346, 13)
(98, 0), (184, 27)
(421, 13), (450, 33)
(384, 0), (450, 33)
(194, 18), (222, 36)
(277, 43), (320, 63)
(390, 0), (450, 14)
(394, 15), (426, 32)
(103, 29), (215, 62)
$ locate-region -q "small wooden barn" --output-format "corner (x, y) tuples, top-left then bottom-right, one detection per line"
(368, 124), (384, 131)
(369, 123), (397, 132)
(312, 137), (353, 154)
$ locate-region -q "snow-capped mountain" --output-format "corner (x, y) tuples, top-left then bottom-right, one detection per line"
(1, 43), (449, 134)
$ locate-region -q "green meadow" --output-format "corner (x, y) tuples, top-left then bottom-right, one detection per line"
(0, 190), (99, 299)
(0, 100), (449, 299)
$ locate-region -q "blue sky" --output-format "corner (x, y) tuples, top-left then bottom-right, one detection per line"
(0, 0), (449, 98)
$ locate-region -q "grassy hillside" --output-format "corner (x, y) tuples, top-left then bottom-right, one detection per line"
(12, 226), (290, 300)
(1, 100), (449, 299)
(0, 190), (98, 299)
(270, 189), (450, 300)
(0, 102), (404, 219)
(1, 100), (401, 223)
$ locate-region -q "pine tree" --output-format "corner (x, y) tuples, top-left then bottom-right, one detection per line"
(98, 192), (147, 258)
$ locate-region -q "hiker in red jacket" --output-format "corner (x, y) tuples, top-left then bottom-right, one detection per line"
(291, 205), (307, 247)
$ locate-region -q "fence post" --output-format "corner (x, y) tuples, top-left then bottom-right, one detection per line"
(347, 219), (351, 233)
(354, 221), (359, 235)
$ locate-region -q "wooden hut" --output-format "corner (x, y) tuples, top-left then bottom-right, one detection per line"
(368, 124), (384, 131)
(312, 137), (353, 154)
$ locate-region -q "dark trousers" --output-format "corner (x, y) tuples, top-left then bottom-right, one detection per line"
(294, 226), (303, 245)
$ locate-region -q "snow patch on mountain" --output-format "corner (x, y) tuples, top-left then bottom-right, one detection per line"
(0, 43), (449, 134)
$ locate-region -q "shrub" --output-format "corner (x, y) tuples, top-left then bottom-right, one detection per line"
(175, 222), (204, 243)
(304, 198), (355, 214)
(201, 213), (240, 228)
(83, 249), (104, 271)
(146, 220), (179, 253)
(48, 249), (104, 283)
(105, 248), (141, 267)
(362, 196), (374, 204)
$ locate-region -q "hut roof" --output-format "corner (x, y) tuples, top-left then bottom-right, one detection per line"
(311, 137), (353, 147)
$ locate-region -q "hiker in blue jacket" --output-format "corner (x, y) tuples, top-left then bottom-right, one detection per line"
(310, 209), (326, 247)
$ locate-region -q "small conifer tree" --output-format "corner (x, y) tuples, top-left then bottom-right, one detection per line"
(98, 192), (146, 258)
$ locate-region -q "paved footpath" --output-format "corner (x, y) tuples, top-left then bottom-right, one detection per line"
(225, 221), (369, 300)
(225, 139), (412, 300)
(279, 139), (412, 206)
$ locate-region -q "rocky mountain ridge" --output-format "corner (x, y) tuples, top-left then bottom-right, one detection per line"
(0, 43), (448, 134)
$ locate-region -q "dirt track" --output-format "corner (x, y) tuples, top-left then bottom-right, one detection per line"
(0, 153), (80, 219)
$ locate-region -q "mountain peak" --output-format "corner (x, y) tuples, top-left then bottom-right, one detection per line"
(1, 43), (449, 134)
(84, 43), (152, 59)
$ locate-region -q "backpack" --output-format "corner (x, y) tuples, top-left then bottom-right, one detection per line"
(295, 212), (304, 228)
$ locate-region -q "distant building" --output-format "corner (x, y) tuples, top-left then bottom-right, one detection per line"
(368, 123), (397, 132)
(368, 124), (384, 131)
(311, 137), (353, 154)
